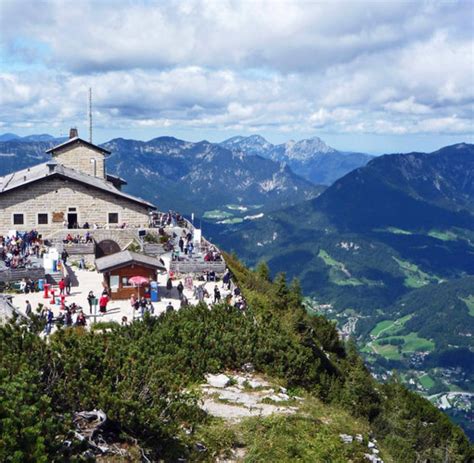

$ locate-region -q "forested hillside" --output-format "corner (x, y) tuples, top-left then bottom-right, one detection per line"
(206, 144), (474, 438)
(1, 256), (472, 461)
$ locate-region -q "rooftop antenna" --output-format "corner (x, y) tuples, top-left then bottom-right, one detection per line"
(88, 87), (93, 143)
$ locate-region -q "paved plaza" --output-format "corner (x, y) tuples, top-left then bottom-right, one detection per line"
(11, 259), (233, 331)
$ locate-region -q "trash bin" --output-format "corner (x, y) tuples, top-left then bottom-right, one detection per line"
(150, 281), (159, 302)
(38, 279), (44, 291)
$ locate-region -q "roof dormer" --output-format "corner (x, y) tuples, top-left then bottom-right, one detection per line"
(46, 128), (110, 178)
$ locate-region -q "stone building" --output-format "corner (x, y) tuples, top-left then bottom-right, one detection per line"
(0, 129), (155, 234)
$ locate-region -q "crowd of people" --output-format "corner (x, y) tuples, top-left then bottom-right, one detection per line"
(0, 230), (44, 269)
(62, 232), (94, 244)
(150, 210), (185, 228)
(40, 302), (88, 335)
(8, 214), (247, 337)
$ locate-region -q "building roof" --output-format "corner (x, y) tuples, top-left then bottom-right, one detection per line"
(95, 250), (166, 273)
(46, 136), (111, 155)
(106, 173), (127, 186)
(0, 162), (155, 209)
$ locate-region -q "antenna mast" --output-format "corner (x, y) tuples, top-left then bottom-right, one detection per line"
(88, 87), (93, 143)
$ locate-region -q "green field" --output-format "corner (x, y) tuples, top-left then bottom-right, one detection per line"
(399, 332), (435, 352)
(370, 314), (413, 338)
(225, 204), (248, 211)
(392, 257), (439, 288)
(218, 218), (244, 224)
(428, 229), (458, 241)
(318, 249), (370, 286)
(374, 343), (402, 360)
(418, 374), (435, 390)
(372, 332), (435, 360)
(381, 227), (413, 235)
(370, 320), (395, 337)
(461, 295), (474, 316)
(203, 210), (234, 220)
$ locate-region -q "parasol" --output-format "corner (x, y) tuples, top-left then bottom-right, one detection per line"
(129, 276), (149, 286)
(129, 275), (149, 303)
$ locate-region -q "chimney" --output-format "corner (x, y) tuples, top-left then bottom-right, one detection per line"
(69, 127), (78, 139)
(46, 160), (58, 173)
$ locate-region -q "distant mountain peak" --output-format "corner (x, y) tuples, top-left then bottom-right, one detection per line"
(282, 136), (337, 160)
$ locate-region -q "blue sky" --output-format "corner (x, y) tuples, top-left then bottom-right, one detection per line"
(0, 0), (473, 154)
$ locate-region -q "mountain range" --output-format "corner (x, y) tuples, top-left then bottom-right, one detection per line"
(2, 132), (473, 438)
(221, 134), (373, 185)
(205, 143), (474, 438)
(0, 132), (371, 217)
(103, 137), (322, 215)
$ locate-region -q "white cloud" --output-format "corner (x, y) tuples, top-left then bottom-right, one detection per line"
(0, 0), (472, 141)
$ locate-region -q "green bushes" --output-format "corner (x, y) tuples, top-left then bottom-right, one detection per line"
(0, 253), (472, 461)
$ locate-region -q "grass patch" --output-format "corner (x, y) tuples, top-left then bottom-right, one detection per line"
(392, 256), (439, 288)
(373, 343), (402, 360)
(203, 210), (234, 220)
(399, 332), (435, 352)
(225, 204), (248, 211)
(428, 230), (458, 241)
(319, 249), (368, 287)
(370, 314), (413, 338)
(372, 331), (434, 360)
(239, 397), (374, 463)
(418, 374), (435, 390)
(371, 320), (395, 337)
(375, 227), (413, 235)
(217, 218), (244, 224)
(460, 295), (474, 316)
(192, 418), (238, 461)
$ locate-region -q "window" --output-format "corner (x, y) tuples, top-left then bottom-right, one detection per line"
(38, 213), (48, 225)
(108, 212), (119, 224)
(110, 275), (120, 291)
(13, 213), (24, 225)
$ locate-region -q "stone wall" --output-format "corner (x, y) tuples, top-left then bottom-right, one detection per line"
(0, 177), (150, 234)
(52, 145), (106, 178)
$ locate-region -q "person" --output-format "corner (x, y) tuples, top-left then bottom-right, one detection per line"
(59, 278), (66, 295)
(44, 308), (54, 335)
(180, 296), (189, 308)
(214, 285), (221, 304)
(64, 275), (71, 295)
(130, 293), (138, 311)
(177, 281), (184, 299)
(79, 257), (86, 270)
(222, 269), (231, 289)
(76, 311), (86, 326)
(178, 237), (184, 253)
(25, 300), (32, 317)
(139, 297), (147, 317)
(166, 277), (173, 296)
(166, 302), (174, 313)
(61, 249), (69, 264)
(64, 308), (72, 326)
(146, 300), (154, 315)
(99, 294), (109, 313)
(121, 316), (128, 326)
(87, 291), (95, 314)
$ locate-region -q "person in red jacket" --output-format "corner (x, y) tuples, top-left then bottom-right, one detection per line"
(99, 294), (109, 313)
(58, 278), (66, 295)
